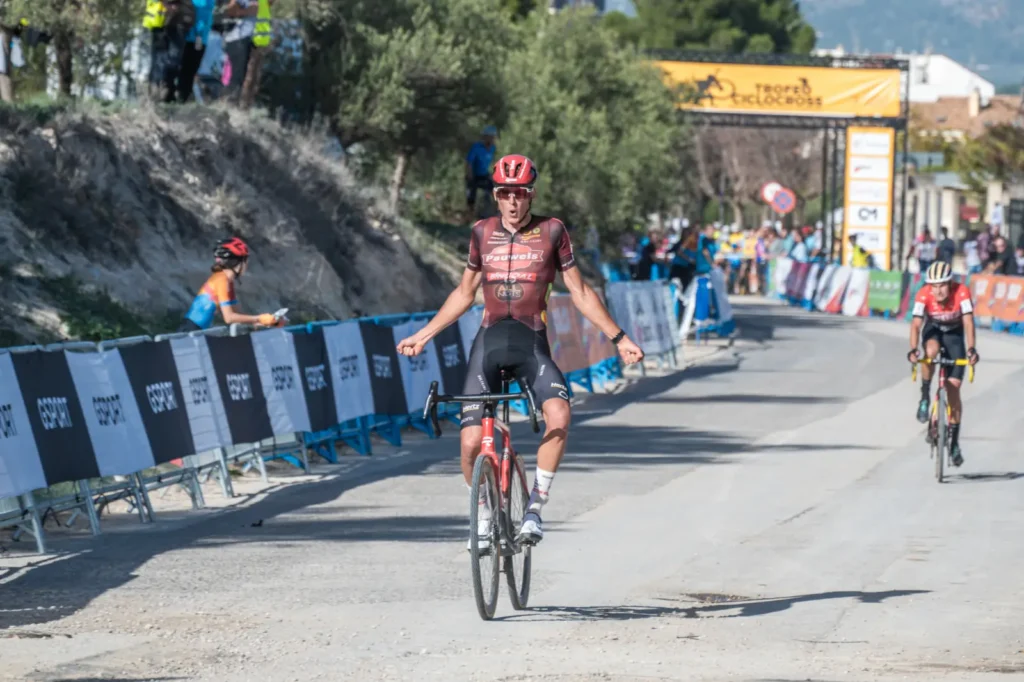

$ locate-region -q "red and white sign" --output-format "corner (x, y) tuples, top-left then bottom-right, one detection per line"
(760, 181), (783, 203)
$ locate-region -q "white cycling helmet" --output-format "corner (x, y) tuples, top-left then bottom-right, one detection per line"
(925, 261), (952, 284)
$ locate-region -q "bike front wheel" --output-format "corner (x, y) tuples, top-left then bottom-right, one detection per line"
(935, 389), (947, 483)
(504, 453), (532, 610)
(470, 454), (501, 620)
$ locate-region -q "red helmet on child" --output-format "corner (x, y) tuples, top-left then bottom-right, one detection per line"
(214, 237), (250, 261)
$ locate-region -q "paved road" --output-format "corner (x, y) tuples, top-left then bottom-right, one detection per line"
(3, 300), (1024, 682)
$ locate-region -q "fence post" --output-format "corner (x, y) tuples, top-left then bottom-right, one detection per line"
(20, 490), (47, 554)
(216, 447), (235, 498)
(132, 472), (155, 523)
(76, 479), (103, 536)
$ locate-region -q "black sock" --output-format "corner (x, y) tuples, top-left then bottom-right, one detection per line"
(920, 379), (931, 401)
(950, 423), (961, 447)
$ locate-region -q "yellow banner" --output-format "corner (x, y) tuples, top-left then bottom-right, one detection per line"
(654, 61), (902, 118)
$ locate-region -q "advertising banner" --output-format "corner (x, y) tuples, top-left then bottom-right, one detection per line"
(843, 126), (895, 269)
(654, 61), (902, 118)
(867, 269), (903, 312)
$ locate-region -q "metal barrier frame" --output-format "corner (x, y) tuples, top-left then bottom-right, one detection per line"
(0, 302), (647, 554)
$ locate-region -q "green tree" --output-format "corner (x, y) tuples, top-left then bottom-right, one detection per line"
(953, 124), (1024, 193)
(606, 0), (816, 54)
(295, 0), (508, 212)
(498, 8), (685, 237)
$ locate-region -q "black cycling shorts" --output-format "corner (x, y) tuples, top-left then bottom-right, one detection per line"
(922, 321), (966, 381)
(460, 318), (569, 428)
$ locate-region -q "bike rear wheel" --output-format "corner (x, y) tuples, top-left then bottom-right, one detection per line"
(504, 453), (532, 610)
(470, 454), (501, 620)
(935, 388), (947, 483)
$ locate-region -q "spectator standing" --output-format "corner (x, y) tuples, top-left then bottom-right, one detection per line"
(963, 231), (983, 274)
(936, 226), (956, 265)
(849, 234), (871, 268)
(176, 0), (215, 102)
(910, 229), (937, 273)
(144, 0), (193, 102)
(985, 237), (1016, 275)
(222, 0), (275, 109)
(976, 224), (997, 269)
(635, 229), (659, 281)
(465, 125), (497, 218)
(697, 223), (717, 275)
(789, 229), (809, 263)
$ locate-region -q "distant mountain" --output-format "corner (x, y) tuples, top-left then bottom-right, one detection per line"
(801, 0), (1024, 86)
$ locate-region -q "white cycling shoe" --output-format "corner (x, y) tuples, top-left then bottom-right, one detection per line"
(466, 509), (493, 552)
(517, 511), (543, 545)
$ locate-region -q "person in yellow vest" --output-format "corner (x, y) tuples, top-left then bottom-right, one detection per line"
(849, 234), (872, 268)
(143, 0), (195, 102)
(222, 0), (274, 109)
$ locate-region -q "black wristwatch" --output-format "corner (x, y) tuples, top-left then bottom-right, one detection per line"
(610, 329), (626, 345)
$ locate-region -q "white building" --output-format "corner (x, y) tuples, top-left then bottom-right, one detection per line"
(813, 46), (996, 105)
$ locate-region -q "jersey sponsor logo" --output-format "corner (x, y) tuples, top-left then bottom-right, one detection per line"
(485, 271), (538, 283)
(518, 226), (542, 242)
(495, 282), (525, 301)
(484, 243), (543, 271)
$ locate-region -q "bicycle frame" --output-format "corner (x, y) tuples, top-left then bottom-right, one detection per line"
(479, 402), (514, 499)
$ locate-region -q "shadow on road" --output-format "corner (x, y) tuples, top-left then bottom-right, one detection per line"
(948, 472), (1024, 484)
(498, 589), (930, 622)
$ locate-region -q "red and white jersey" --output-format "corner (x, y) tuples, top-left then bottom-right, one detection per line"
(912, 281), (973, 330)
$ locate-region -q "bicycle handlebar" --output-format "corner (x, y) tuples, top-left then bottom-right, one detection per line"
(422, 380), (541, 438)
(910, 358), (975, 384)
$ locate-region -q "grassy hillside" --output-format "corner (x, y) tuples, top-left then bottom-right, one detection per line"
(0, 102), (466, 346)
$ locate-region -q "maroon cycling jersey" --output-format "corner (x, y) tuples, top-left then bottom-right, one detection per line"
(466, 215), (577, 331)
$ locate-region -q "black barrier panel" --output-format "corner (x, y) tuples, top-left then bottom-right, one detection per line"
(10, 350), (100, 485)
(292, 328), (337, 433)
(432, 323), (468, 395)
(205, 336), (273, 444)
(119, 341), (196, 465)
(358, 321), (407, 415)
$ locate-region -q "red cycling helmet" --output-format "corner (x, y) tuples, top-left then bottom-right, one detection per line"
(492, 154), (537, 188)
(214, 237), (250, 261)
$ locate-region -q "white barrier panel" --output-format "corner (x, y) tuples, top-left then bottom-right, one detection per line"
(170, 336), (232, 452)
(822, 266), (852, 313)
(322, 321), (375, 423)
(813, 264), (838, 309)
(251, 328), (311, 435)
(802, 263), (821, 303)
(773, 258), (793, 297)
(0, 353), (47, 498)
(708, 267), (736, 335)
(65, 349), (156, 477)
(841, 268), (871, 316)
(606, 281), (676, 355)
(393, 320), (444, 414)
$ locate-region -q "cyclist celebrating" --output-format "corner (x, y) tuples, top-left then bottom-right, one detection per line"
(178, 237), (280, 332)
(908, 261), (979, 467)
(396, 154), (644, 546)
